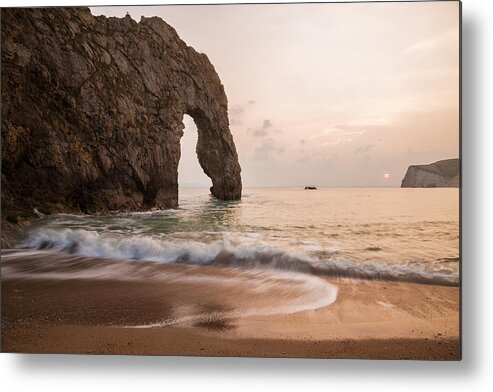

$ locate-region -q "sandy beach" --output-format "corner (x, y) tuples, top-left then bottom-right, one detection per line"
(1, 249), (460, 359)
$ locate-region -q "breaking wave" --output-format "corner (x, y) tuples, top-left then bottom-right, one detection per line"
(17, 228), (459, 286)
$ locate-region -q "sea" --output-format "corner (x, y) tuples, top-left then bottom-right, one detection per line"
(5, 187), (460, 287)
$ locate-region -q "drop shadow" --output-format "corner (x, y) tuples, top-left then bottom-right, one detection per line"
(4, 6), (480, 380)
(459, 9), (480, 375)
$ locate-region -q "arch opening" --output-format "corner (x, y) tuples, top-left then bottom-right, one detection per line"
(178, 114), (212, 200)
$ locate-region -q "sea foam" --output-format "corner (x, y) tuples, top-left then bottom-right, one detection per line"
(17, 228), (459, 286)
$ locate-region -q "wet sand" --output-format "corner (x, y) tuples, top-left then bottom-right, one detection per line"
(1, 250), (460, 359)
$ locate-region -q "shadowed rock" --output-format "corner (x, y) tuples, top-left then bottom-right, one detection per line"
(1, 7), (241, 214)
(401, 159), (459, 188)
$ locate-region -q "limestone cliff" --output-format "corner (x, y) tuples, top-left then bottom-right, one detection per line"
(401, 159), (459, 188)
(1, 7), (242, 215)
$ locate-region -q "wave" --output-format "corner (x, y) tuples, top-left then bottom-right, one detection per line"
(1, 249), (339, 323)
(17, 228), (459, 286)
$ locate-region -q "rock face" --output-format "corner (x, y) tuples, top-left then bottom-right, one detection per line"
(1, 7), (241, 214)
(401, 159), (460, 188)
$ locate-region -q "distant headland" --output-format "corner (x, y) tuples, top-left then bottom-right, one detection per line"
(401, 159), (459, 188)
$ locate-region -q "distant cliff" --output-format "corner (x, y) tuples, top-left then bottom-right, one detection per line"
(1, 8), (241, 216)
(401, 159), (460, 188)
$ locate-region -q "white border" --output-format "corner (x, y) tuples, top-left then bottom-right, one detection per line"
(1, 0), (492, 391)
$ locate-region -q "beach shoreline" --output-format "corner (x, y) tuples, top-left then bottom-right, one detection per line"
(1, 250), (460, 360)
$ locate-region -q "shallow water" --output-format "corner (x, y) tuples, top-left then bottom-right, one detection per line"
(13, 187), (459, 285)
(1, 249), (339, 325)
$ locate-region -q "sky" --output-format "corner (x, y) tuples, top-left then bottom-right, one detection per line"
(91, 2), (460, 187)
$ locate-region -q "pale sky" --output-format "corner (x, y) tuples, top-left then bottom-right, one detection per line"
(91, 2), (460, 187)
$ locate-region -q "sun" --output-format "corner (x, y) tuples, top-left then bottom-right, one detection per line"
(383, 172), (390, 179)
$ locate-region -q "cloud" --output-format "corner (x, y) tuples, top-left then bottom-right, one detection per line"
(253, 119), (273, 137)
(326, 137), (353, 146)
(311, 124), (368, 141)
(229, 105), (245, 126)
(347, 117), (391, 127)
(333, 124), (352, 131)
(344, 130), (367, 136)
(305, 123), (366, 146)
(229, 100), (255, 126)
(321, 127), (341, 135)
(405, 29), (458, 53)
(354, 144), (375, 154)
(253, 138), (285, 160)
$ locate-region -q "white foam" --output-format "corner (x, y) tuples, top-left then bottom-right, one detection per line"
(130, 270), (339, 328)
(17, 228), (459, 286)
(2, 248), (339, 326)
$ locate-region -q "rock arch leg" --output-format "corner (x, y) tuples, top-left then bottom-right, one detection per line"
(186, 108), (242, 201)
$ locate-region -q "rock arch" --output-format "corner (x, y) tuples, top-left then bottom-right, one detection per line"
(1, 7), (242, 214)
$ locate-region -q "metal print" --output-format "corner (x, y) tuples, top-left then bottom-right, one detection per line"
(0, 1), (461, 359)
